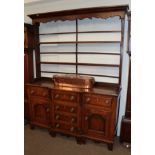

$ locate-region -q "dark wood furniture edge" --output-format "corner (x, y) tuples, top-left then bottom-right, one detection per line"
(28, 5), (129, 23)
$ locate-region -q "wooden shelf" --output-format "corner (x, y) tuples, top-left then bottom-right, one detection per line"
(40, 61), (119, 67)
(40, 52), (120, 55)
(40, 52), (76, 54)
(39, 41), (121, 44)
(41, 71), (119, 78)
(28, 5), (127, 85)
(78, 73), (119, 78)
(39, 30), (121, 35)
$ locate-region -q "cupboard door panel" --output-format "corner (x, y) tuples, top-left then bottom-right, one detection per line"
(83, 107), (111, 140)
(30, 98), (50, 128)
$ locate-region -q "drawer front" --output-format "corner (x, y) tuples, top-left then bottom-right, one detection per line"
(54, 104), (77, 114)
(54, 113), (77, 125)
(29, 86), (49, 98)
(83, 94), (113, 109)
(54, 122), (77, 134)
(53, 91), (78, 103)
(30, 97), (50, 105)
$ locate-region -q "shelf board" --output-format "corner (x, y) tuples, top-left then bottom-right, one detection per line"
(39, 41), (121, 44)
(40, 52), (120, 55)
(41, 71), (75, 74)
(41, 71), (119, 78)
(39, 30), (121, 35)
(77, 73), (119, 78)
(40, 52), (76, 54)
(40, 61), (119, 67)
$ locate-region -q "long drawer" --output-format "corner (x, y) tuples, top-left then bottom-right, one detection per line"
(28, 86), (50, 98)
(83, 93), (113, 110)
(54, 122), (77, 134)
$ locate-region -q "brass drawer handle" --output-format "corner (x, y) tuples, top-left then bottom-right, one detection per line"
(55, 115), (60, 120)
(30, 90), (35, 95)
(105, 100), (110, 104)
(70, 96), (75, 101)
(56, 105), (60, 110)
(85, 116), (88, 121)
(70, 107), (75, 113)
(55, 94), (59, 99)
(71, 117), (76, 123)
(86, 97), (90, 102)
(46, 108), (50, 112)
(70, 127), (74, 132)
(56, 124), (60, 128)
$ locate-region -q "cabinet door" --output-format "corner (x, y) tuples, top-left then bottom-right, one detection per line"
(30, 98), (50, 128)
(83, 107), (112, 140)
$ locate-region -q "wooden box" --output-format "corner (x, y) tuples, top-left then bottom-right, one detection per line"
(53, 74), (95, 89)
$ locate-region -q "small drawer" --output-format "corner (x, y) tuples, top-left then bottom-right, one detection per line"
(54, 113), (77, 124)
(30, 98), (49, 106)
(54, 104), (77, 114)
(53, 91), (78, 103)
(83, 94), (113, 109)
(54, 122), (77, 133)
(29, 86), (49, 98)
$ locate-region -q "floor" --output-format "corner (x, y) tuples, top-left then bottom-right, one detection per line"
(24, 125), (131, 155)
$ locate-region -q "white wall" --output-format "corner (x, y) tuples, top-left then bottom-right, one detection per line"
(24, 0), (131, 136)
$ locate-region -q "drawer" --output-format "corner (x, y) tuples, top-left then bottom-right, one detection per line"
(53, 91), (78, 103)
(54, 113), (77, 125)
(29, 86), (49, 98)
(83, 94), (113, 109)
(30, 97), (50, 106)
(54, 122), (77, 133)
(54, 104), (77, 114)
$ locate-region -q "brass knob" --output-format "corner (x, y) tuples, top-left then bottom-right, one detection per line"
(86, 97), (90, 102)
(56, 105), (60, 110)
(30, 90), (34, 95)
(55, 115), (60, 120)
(55, 94), (59, 99)
(71, 117), (75, 123)
(70, 127), (74, 132)
(70, 96), (75, 101)
(56, 124), (60, 128)
(105, 100), (110, 104)
(85, 116), (88, 121)
(46, 108), (50, 112)
(70, 107), (75, 113)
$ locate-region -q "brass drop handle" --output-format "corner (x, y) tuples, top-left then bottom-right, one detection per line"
(55, 115), (60, 120)
(70, 127), (74, 132)
(86, 97), (90, 102)
(70, 96), (75, 101)
(30, 90), (35, 95)
(56, 105), (60, 110)
(71, 117), (75, 123)
(70, 107), (75, 113)
(85, 116), (88, 121)
(56, 124), (60, 128)
(55, 94), (59, 99)
(46, 108), (50, 112)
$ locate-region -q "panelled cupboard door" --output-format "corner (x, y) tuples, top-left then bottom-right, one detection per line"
(30, 98), (50, 128)
(82, 107), (112, 140)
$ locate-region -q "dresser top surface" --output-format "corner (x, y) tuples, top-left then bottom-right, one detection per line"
(26, 79), (119, 96)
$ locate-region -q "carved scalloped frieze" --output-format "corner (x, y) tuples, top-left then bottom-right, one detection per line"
(32, 11), (125, 24)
